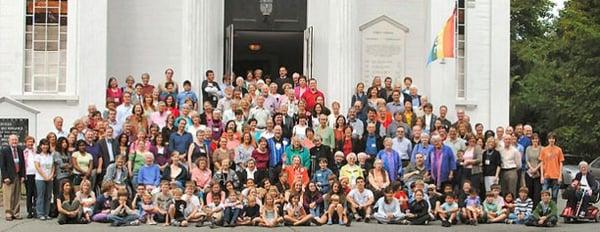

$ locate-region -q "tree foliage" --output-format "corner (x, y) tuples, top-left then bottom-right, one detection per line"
(511, 0), (600, 159)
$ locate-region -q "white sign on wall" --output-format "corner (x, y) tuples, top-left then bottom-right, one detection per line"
(360, 15), (409, 85)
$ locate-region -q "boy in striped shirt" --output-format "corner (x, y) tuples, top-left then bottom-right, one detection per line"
(507, 187), (533, 224)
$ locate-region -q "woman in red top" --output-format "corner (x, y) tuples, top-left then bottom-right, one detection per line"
(252, 137), (270, 176)
(336, 126), (359, 156)
(284, 155), (309, 189)
(334, 115), (346, 144)
(164, 95), (179, 118)
(106, 77), (123, 106)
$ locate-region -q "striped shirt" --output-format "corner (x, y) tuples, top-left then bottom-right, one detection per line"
(514, 197), (533, 215)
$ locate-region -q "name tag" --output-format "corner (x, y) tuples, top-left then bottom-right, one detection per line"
(485, 160), (490, 165)
(371, 143), (376, 148)
(275, 143), (282, 150)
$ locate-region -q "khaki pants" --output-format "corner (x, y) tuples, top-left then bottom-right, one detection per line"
(3, 180), (22, 217)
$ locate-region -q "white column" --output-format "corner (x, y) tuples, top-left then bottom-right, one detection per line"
(488, 0), (509, 128)
(327, 0), (358, 113)
(181, 0), (224, 105)
(77, 0), (108, 115)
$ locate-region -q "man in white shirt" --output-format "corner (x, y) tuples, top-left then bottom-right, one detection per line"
(52, 116), (67, 138)
(444, 127), (466, 159)
(249, 95), (271, 132)
(115, 92), (132, 127)
(347, 177), (374, 222)
(392, 127), (412, 162)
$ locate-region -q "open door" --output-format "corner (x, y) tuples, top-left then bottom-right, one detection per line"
(303, 26), (313, 79)
(224, 24), (234, 84)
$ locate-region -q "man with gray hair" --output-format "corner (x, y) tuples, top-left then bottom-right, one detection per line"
(1, 134), (26, 221)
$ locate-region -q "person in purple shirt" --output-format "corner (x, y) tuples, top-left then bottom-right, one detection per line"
(426, 135), (456, 190)
(376, 138), (403, 182)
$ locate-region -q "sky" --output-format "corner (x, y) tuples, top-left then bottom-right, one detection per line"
(552, 0), (566, 16)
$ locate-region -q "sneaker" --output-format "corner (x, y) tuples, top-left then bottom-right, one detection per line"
(442, 220), (450, 227)
(505, 219), (514, 224)
(327, 220), (333, 225)
(354, 214), (362, 222)
(171, 220), (181, 227)
(310, 217), (322, 226)
(345, 220), (351, 227)
(208, 221), (217, 229)
(424, 220), (429, 225)
(399, 219), (410, 225)
(38, 216), (46, 221)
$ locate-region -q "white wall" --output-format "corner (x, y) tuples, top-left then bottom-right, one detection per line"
(107, 0), (184, 86)
(0, 0), (25, 95)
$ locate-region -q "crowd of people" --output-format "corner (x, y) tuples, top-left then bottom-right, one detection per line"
(1, 66), (598, 228)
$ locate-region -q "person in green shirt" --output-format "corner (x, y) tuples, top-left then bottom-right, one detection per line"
(315, 114), (335, 148)
(284, 136), (310, 169)
(525, 190), (557, 227)
(482, 191), (506, 223)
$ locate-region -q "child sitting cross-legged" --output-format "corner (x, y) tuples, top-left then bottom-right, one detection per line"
(284, 193), (315, 226)
(507, 187), (533, 224)
(482, 191), (507, 223)
(437, 193), (459, 227)
(108, 189), (140, 227)
(222, 191), (243, 227)
(525, 190), (557, 227)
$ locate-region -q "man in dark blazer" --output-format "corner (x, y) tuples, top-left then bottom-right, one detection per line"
(0, 134), (26, 221)
(98, 127), (119, 173)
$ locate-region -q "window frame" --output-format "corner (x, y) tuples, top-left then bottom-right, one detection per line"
(455, 0), (466, 99)
(24, 0), (68, 94)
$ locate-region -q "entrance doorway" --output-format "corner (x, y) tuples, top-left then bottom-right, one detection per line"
(223, 0), (310, 80)
(233, 31), (303, 79)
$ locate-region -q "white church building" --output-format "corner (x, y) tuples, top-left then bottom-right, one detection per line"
(0, 0), (509, 140)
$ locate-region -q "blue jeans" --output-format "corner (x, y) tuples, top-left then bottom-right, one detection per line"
(508, 212), (530, 224)
(543, 179), (560, 202)
(309, 207), (321, 217)
(108, 214), (139, 224)
(35, 180), (53, 217)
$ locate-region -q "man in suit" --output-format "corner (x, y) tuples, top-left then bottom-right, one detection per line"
(273, 66), (293, 95)
(420, 103), (438, 134)
(98, 127), (119, 177)
(0, 134), (26, 221)
(131, 83), (144, 105)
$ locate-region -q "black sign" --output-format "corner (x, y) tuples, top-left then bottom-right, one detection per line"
(0, 118), (28, 146)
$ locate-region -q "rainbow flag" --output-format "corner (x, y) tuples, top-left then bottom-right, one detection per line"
(427, 8), (456, 64)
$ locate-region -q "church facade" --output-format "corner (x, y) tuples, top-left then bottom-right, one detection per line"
(0, 0), (509, 138)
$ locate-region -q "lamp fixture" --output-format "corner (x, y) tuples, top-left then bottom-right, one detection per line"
(259, 0), (273, 17)
(248, 42), (262, 52)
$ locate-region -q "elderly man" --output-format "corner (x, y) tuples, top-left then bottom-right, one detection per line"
(499, 134), (522, 197)
(392, 127), (412, 166)
(387, 111), (411, 138)
(425, 135), (456, 190)
(52, 116), (67, 138)
(347, 107), (364, 139)
(377, 138), (403, 182)
(0, 135), (26, 221)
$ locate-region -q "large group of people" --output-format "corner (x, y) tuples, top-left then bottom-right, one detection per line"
(1, 66), (598, 228)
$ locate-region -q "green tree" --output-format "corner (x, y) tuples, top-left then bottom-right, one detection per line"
(511, 0), (600, 159)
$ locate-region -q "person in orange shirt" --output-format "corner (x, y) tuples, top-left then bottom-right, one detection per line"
(284, 155), (309, 189)
(539, 132), (564, 202)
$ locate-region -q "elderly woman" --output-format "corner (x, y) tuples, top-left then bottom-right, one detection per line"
(284, 155), (310, 189)
(376, 138), (403, 183)
(339, 153), (364, 187)
(284, 136), (310, 169)
(425, 135), (457, 190)
(136, 152), (161, 191)
(573, 161), (598, 216)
